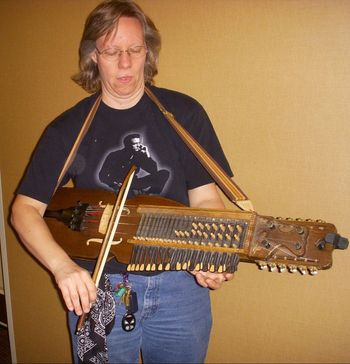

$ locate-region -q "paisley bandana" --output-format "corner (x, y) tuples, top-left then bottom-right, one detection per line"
(77, 274), (116, 363)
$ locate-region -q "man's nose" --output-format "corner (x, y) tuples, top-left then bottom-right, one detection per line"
(118, 51), (132, 68)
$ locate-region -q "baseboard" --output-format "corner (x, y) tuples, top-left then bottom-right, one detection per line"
(0, 292), (7, 326)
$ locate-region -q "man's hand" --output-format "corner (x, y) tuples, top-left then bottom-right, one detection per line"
(11, 195), (97, 315)
(191, 271), (234, 290)
(187, 183), (235, 289)
(53, 261), (97, 316)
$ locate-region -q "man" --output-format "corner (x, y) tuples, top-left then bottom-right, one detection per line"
(11, 1), (234, 363)
(99, 133), (170, 193)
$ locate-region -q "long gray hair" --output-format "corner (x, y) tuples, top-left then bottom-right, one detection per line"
(72, 0), (161, 93)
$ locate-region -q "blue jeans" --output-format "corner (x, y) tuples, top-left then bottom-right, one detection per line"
(68, 271), (212, 363)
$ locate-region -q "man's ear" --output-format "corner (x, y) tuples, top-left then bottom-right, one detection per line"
(91, 50), (97, 64)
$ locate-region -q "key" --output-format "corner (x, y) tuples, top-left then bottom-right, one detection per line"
(125, 289), (138, 314)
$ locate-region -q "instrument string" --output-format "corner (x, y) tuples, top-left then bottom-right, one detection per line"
(63, 200), (246, 252)
(83, 204), (141, 226)
(81, 208), (248, 250)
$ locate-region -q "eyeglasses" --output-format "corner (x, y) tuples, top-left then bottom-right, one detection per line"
(95, 45), (147, 62)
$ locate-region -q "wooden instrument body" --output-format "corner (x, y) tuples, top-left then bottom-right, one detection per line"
(44, 188), (179, 263)
(44, 188), (343, 274)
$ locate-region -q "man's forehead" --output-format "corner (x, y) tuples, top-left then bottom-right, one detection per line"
(100, 17), (144, 46)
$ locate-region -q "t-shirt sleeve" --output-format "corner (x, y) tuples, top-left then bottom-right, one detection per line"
(16, 124), (71, 204)
(16, 95), (97, 204)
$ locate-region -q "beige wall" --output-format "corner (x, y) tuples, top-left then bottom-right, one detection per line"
(1, 0), (349, 362)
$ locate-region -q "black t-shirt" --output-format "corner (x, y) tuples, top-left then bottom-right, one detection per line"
(17, 85), (233, 273)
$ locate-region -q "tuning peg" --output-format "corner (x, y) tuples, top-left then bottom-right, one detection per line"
(257, 261), (268, 270)
(268, 263), (277, 272)
(308, 266), (318, 276)
(267, 221), (275, 229)
(277, 264), (287, 273)
(298, 266), (308, 275)
(325, 233), (349, 250)
(295, 226), (305, 235)
(288, 265), (298, 273)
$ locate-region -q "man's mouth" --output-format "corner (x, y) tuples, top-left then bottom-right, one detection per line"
(118, 76), (132, 83)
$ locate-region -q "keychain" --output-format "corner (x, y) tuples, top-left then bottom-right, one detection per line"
(115, 273), (138, 332)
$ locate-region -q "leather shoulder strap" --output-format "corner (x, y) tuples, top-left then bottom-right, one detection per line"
(144, 86), (253, 211)
(54, 95), (102, 193)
